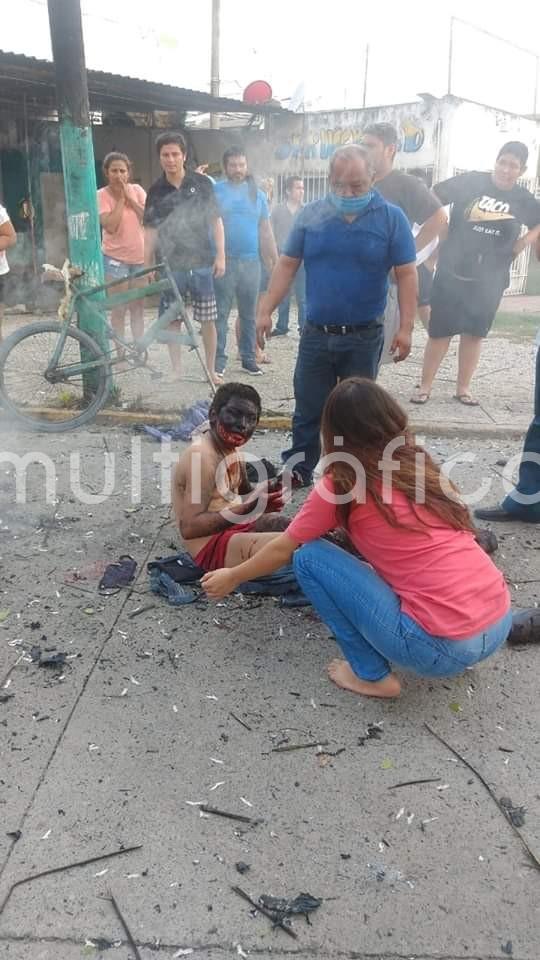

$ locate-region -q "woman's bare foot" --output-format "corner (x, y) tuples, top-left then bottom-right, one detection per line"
(327, 659), (401, 698)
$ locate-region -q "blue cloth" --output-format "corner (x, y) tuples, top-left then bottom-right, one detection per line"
(282, 323), (384, 482)
(214, 258), (260, 368)
(502, 346), (540, 519)
(293, 539), (512, 682)
(147, 549), (308, 604)
(214, 180), (269, 260)
(274, 265), (306, 335)
(149, 568), (198, 605)
(284, 191), (416, 326)
(142, 400), (210, 443)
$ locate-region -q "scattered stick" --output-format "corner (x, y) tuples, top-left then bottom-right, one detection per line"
(229, 711), (252, 731)
(0, 843), (142, 918)
(127, 604), (156, 619)
(102, 890), (142, 960)
(1, 653), (26, 691)
(272, 741), (329, 753)
(200, 804), (259, 825)
(231, 885), (298, 940)
(388, 777), (442, 790)
(424, 722), (540, 871)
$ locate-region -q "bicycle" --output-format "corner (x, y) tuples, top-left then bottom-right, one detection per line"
(0, 260), (216, 432)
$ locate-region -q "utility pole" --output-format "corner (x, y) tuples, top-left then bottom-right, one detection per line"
(362, 44), (369, 108)
(210, 0), (220, 130)
(447, 16), (454, 96)
(46, 0), (108, 366)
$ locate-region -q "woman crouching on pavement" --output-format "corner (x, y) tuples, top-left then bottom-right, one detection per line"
(202, 377), (512, 699)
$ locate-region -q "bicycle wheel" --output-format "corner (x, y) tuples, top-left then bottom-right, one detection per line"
(0, 321), (112, 432)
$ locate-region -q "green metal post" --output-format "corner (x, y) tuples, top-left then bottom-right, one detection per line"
(46, 0), (109, 373)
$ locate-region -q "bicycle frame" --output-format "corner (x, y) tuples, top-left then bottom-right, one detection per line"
(46, 261), (201, 381)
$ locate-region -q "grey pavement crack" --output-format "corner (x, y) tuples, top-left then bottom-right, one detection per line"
(0, 935), (528, 960)
(0, 514), (171, 895)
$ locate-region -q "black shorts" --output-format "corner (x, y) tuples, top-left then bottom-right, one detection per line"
(428, 269), (506, 339)
(417, 263), (434, 307)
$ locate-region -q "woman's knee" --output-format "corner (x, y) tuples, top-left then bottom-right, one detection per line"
(293, 538), (337, 575)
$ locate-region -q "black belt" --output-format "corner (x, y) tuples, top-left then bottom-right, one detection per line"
(308, 323), (377, 336)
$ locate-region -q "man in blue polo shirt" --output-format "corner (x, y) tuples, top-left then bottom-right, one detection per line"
(257, 144), (417, 485)
(214, 147), (278, 376)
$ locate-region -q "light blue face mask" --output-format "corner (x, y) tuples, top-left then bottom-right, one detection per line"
(328, 191), (373, 215)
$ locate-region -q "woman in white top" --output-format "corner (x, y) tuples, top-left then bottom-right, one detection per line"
(0, 204), (17, 341)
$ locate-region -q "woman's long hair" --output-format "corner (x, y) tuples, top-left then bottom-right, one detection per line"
(320, 378), (473, 533)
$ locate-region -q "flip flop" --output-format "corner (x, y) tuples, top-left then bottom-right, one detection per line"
(410, 391), (430, 405)
(454, 394), (479, 407)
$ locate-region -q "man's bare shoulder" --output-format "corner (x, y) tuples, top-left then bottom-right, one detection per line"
(177, 434), (220, 473)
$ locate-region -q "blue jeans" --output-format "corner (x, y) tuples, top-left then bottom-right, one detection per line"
(274, 266), (306, 334)
(502, 346), (540, 519)
(294, 540), (512, 681)
(214, 258), (260, 369)
(282, 322), (384, 481)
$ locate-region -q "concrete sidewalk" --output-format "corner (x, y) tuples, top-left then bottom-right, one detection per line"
(0, 424), (539, 959)
(1, 310), (538, 435)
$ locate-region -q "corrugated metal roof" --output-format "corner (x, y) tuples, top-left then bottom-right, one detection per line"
(0, 50), (284, 115)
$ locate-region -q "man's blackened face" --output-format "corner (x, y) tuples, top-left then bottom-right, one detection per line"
(211, 396), (259, 448)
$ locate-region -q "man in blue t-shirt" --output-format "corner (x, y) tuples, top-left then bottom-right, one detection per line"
(257, 144), (417, 486)
(214, 147), (278, 375)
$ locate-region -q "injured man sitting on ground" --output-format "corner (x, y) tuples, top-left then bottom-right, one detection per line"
(172, 383), (290, 571)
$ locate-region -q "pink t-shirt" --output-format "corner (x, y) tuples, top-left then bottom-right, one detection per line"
(287, 475), (510, 640)
(98, 184), (146, 264)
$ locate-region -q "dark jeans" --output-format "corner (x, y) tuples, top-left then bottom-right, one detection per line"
(214, 258), (260, 369)
(282, 322), (384, 482)
(274, 266), (306, 334)
(502, 346), (540, 518)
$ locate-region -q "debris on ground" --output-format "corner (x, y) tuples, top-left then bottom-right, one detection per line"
(259, 892), (323, 925)
(63, 560), (109, 584)
(358, 722), (384, 746)
(29, 645), (68, 670)
(235, 861), (250, 874)
(231, 886), (298, 939)
(499, 796), (527, 828)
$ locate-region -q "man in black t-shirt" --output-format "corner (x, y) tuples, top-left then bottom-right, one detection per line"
(143, 132), (225, 383)
(361, 123), (447, 362)
(412, 141), (540, 406)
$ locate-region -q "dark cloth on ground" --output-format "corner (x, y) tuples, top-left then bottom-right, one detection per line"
(147, 548), (308, 605)
(98, 555), (137, 592)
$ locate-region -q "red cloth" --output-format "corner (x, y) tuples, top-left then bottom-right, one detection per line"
(194, 521), (257, 572)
